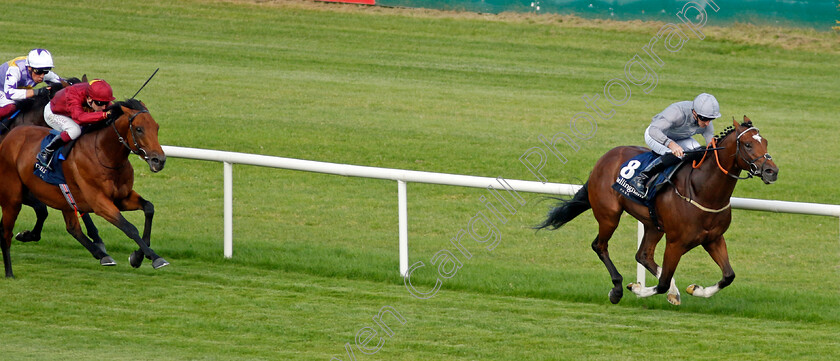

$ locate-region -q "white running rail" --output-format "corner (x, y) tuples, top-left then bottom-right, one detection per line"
(161, 146), (840, 282)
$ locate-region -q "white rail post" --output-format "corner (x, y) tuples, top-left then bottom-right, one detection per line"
(398, 180), (408, 276)
(637, 221), (645, 288)
(224, 161), (233, 258)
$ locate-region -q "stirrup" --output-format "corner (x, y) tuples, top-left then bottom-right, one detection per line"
(630, 174), (649, 192)
(36, 151), (54, 170)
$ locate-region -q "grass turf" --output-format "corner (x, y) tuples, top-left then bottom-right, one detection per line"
(1, 0), (839, 359)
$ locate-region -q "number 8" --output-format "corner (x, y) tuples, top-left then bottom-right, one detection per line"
(620, 160), (641, 179)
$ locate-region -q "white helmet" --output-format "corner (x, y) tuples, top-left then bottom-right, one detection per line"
(693, 93), (721, 119)
(25, 48), (54, 69)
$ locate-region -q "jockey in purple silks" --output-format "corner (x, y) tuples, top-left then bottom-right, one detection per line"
(0, 49), (62, 125)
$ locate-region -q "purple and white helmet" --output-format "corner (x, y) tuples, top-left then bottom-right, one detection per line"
(25, 48), (54, 69)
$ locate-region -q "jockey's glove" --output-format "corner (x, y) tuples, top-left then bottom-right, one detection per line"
(32, 87), (49, 98)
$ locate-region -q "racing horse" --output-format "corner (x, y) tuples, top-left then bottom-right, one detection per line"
(0, 98), (168, 278)
(536, 117), (778, 305)
(0, 75), (109, 261)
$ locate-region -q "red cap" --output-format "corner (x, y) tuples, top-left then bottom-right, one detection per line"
(88, 79), (116, 102)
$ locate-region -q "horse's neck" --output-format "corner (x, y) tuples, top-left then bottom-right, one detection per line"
(86, 121), (131, 166)
(686, 143), (741, 205)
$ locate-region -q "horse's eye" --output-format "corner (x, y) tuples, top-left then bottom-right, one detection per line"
(136, 127), (144, 134)
(745, 143), (752, 148)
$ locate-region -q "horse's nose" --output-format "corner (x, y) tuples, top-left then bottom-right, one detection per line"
(148, 155), (166, 173)
(762, 166), (778, 184)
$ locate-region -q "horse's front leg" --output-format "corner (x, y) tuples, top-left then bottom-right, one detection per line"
(116, 192), (155, 269)
(687, 235), (735, 298)
(95, 194), (167, 269)
(60, 210), (115, 266)
(628, 241), (687, 302)
(630, 226), (682, 305)
(80, 213), (114, 265)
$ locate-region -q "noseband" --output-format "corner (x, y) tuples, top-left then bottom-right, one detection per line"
(111, 109), (150, 160)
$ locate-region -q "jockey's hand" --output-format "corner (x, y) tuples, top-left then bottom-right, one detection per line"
(667, 141), (684, 158)
(32, 87), (49, 98)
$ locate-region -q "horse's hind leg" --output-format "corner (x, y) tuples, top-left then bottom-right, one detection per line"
(15, 193), (48, 243)
(591, 220), (624, 304)
(632, 225), (681, 305)
(687, 235), (735, 298)
(61, 211), (115, 266)
(1, 203), (22, 278)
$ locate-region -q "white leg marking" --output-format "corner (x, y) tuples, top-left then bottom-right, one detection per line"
(656, 267), (680, 298)
(689, 284), (721, 298)
(629, 283), (659, 298)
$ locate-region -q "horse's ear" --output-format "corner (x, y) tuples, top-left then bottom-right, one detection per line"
(743, 115), (751, 123)
(732, 118), (739, 127)
(81, 74), (88, 83)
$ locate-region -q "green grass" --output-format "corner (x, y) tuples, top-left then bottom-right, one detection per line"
(1, 0), (839, 359)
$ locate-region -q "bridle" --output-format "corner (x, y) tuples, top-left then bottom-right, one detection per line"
(733, 127), (773, 179)
(111, 109), (150, 161)
(693, 126), (772, 180)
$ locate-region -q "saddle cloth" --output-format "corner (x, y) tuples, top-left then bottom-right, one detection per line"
(612, 152), (680, 206)
(33, 130), (69, 185)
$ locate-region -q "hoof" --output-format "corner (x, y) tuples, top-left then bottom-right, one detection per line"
(152, 258), (169, 270)
(667, 293), (681, 306)
(15, 230), (40, 243)
(686, 284), (699, 295)
(129, 251), (144, 268)
(608, 288), (623, 304)
(626, 282), (639, 292)
(100, 256), (116, 266)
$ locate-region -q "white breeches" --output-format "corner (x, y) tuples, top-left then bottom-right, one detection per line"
(44, 103), (81, 140)
(644, 126), (701, 157)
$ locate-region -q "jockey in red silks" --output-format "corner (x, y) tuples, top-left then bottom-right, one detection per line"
(37, 79), (115, 170)
(0, 49), (62, 126)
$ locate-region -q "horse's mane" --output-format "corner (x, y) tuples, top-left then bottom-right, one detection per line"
(112, 98), (147, 112)
(90, 98), (147, 132)
(714, 119), (754, 142)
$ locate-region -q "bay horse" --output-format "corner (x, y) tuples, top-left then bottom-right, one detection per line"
(0, 75), (110, 263)
(0, 99), (168, 278)
(536, 117), (778, 305)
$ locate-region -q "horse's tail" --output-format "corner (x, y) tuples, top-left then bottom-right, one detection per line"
(534, 182), (591, 230)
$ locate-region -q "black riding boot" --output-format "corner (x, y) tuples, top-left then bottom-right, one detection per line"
(36, 136), (66, 170)
(630, 153), (681, 195)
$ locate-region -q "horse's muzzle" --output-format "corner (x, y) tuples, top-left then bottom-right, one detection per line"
(760, 163), (778, 184)
(147, 154), (166, 173)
